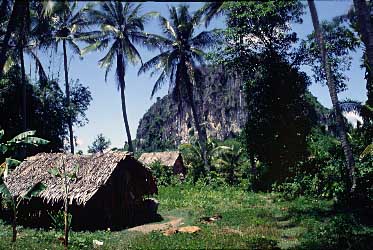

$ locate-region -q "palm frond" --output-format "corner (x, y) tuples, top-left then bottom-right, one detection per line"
(123, 38), (142, 66)
(134, 32), (173, 51)
(81, 37), (110, 55)
(190, 47), (206, 66)
(138, 51), (169, 75)
(158, 15), (177, 39)
(67, 39), (81, 57)
(360, 144), (373, 160)
(98, 41), (118, 82)
(150, 71), (167, 98)
(191, 29), (222, 49)
(102, 2), (118, 25)
(27, 49), (48, 84)
(201, 2), (225, 27)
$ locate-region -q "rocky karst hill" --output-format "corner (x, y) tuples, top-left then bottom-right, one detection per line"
(136, 66), (329, 152)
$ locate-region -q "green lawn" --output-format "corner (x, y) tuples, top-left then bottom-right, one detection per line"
(1, 184), (372, 250)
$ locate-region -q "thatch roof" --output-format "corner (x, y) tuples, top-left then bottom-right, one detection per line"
(5, 151), (154, 206)
(138, 151), (181, 167)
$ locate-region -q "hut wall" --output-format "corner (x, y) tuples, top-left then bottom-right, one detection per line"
(71, 158), (156, 230)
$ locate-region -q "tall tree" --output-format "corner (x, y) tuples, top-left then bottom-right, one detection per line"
(0, 66), (92, 155)
(308, 0), (357, 194)
(212, 1), (310, 188)
(138, 5), (220, 170)
(351, 0), (373, 144)
(42, 1), (94, 154)
(88, 133), (111, 154)
(83, 2), (155, 153)
(0, 0), (31, 133)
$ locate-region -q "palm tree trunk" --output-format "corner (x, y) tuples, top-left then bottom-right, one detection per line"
(63, 40), (74, 154)
(186, 79), (209, 172)
(308, 0), (357, 194)
(19, 45), (27, 133)
(353, 0), (373, 106)
(117, 52), (134, 152)
(181, 59), (208, 171)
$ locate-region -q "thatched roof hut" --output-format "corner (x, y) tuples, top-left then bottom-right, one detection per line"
(138, 151), (186, 177)
(4, 151), (158, 230)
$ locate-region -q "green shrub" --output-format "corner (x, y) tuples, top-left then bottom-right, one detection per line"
(48, 210), (72, 231)
(274, 127), (348, 200)
(300, 214), (373, 250)
(180, 137), (251, 187)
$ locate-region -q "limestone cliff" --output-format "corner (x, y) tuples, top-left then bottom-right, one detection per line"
(135, 67), (329, 152)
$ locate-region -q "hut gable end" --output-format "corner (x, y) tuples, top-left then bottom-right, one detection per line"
(138, 151), (181, 167)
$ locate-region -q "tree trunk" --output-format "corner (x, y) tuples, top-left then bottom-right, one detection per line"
(63, 160), (69, 249)
(181, 59), (208, 172)
(117, 52), (134, 152)
(63, 40), (74, 154)
(19, 45), (27, 132)
(308, 0), (357, 194)
(187, 85), (208, 170)
(353, 0), (373, 106)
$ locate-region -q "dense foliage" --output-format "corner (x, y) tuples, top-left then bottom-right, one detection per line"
(0, 66), (91, 155)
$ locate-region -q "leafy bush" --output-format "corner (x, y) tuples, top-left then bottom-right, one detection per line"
(149, 161), (174, 186)
(274, 127), (348, 200)
(300, 214), (373, 250)
(48, 211), (72, 231)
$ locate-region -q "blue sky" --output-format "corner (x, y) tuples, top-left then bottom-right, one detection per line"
(29, 1), (367, 152)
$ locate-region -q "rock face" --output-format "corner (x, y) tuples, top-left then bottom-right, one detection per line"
(136, 66), (246, 152)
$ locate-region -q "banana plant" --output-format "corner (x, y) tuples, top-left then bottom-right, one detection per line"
(0, 130), (49, 179)
(0, 181), (46, 242)
(0, 130), (48, 242)
(49, 158), (79, 250)
(211, 144), (246, 185)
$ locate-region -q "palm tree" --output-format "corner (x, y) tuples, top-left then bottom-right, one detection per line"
(179, 138), (228, 181)
(41, 1), (94, 154)
(308, 0), (357, 194)
(138, 5), (220, 170)
(0, 1), (48, 135)
(83, 2), (155, 152)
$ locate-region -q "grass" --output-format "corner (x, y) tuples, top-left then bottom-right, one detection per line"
(1, 183), (372, 249)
